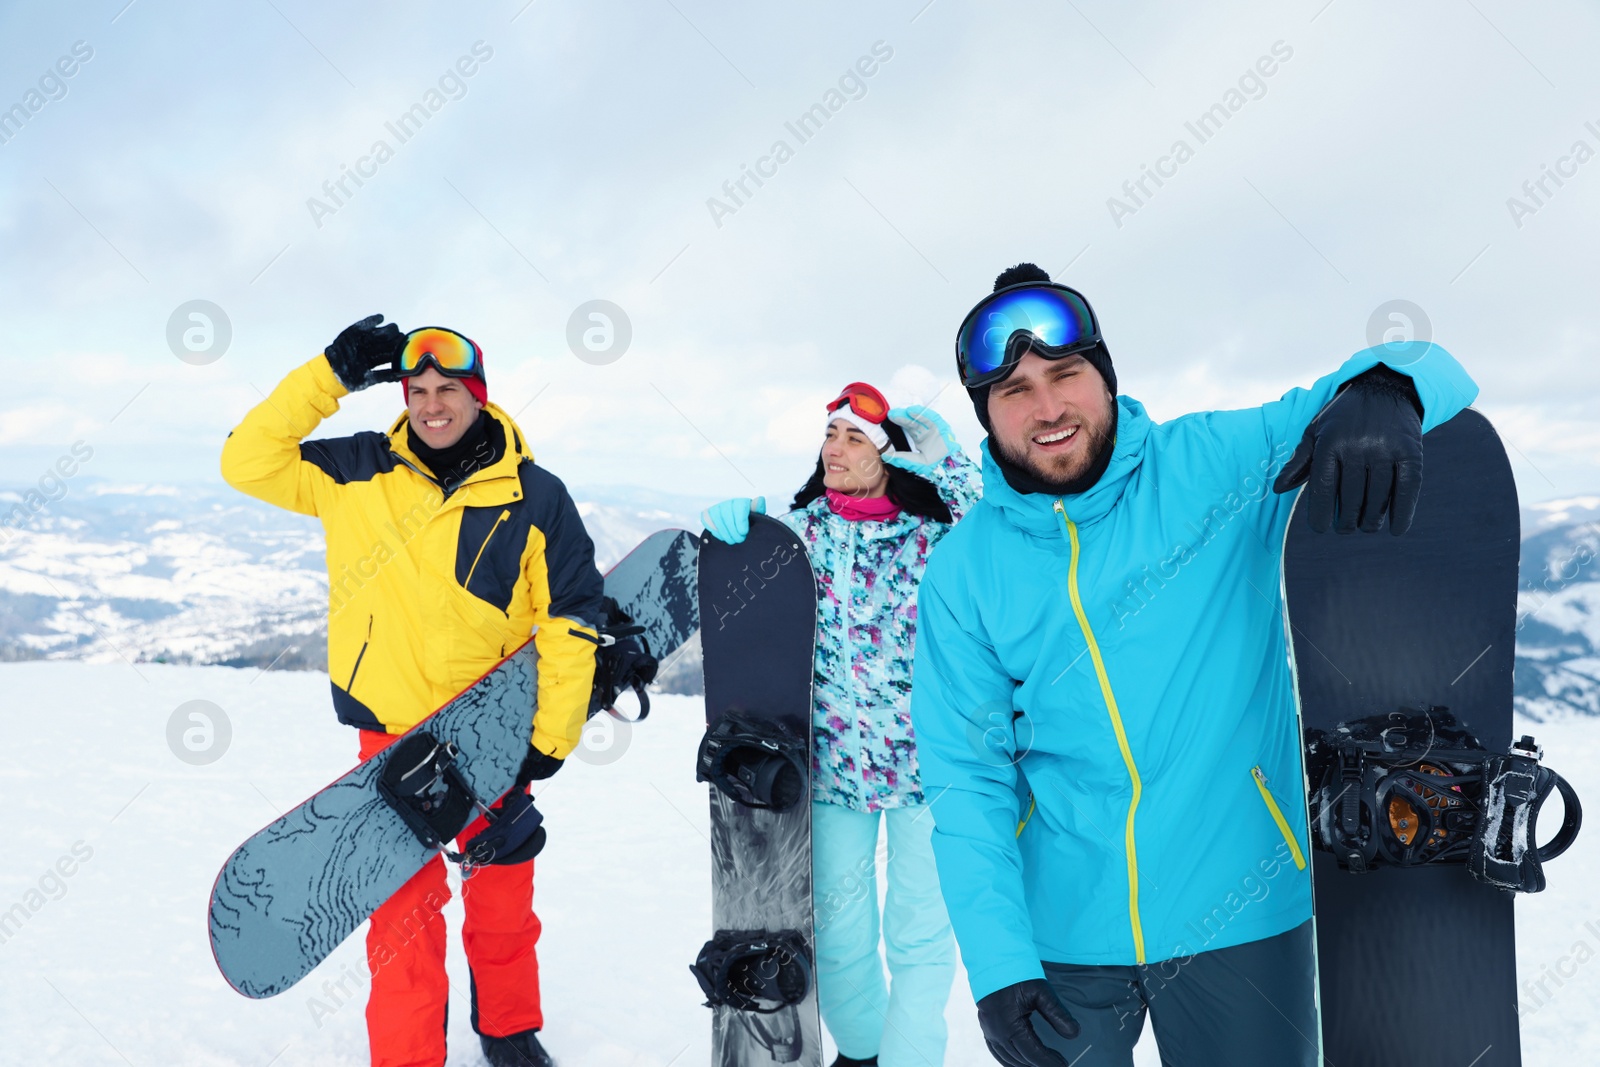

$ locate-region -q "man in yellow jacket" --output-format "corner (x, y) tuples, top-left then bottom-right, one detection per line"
(221, 315), (602, 1067)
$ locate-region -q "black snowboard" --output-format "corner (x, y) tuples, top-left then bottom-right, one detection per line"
(698, 514), (822, 1066)
(1284, 408), (1522, 1066)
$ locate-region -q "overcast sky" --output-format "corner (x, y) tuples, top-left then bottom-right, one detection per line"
(2, 0), (1598, 509)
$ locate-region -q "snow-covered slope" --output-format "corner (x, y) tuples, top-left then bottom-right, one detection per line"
(0, 660), (1593, 1063)
(0, 662), (1007, 1066)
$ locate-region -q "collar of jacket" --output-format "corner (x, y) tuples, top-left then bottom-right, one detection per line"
(978, 395), (1151, 535)
(803, 493), (928, 540)
(386, 402), (532, 500)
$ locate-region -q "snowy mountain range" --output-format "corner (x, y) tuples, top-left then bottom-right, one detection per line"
(1516, 496), (1600, 719)
(4, 481), (1599, 718)
(0, 479), (711, 683)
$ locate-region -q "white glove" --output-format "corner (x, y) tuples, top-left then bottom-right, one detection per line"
(884, 406), (959, 472)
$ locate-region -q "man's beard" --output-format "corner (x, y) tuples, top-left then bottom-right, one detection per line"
(991, 403), (1118, 497)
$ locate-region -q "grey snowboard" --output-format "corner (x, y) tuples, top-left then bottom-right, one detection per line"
(604, 528), (700, 693)
(209, 528), (703, 999)
(699, 514), (822, 1066)
(208, 643), (535, 998)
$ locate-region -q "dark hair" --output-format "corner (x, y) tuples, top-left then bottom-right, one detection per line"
(789, 434), (954, 525)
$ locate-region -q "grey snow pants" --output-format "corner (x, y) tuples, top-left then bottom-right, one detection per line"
(1029, 919), (1319, 1067)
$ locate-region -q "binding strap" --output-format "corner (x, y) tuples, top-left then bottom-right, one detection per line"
(1307, 714), (1582, 894)
(378, 730), (547, 876)
(572, 595), (660, 723)
(690, 929), (812, 1014)
(1468, 736), (1583, 893)
(696, 711), (808, 812)
(377, 731), (481, 851)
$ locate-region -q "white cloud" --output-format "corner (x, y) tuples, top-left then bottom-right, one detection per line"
(2, 0), (1598, 502)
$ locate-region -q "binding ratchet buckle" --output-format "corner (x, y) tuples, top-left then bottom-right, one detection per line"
(1306, 709), (1581, 893)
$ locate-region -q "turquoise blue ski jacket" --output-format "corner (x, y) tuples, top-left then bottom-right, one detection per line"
(911, 343), (1478, 1000)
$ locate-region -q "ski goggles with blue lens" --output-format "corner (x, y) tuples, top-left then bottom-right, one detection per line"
(955, 282), (1102, 387)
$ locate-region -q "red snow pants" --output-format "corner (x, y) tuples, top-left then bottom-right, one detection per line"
(358, 729), (544, 1067)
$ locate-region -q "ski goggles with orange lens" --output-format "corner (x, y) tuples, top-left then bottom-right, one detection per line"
(956, 282), (1101, 387)
(826, 382), (889, 423)
(397, 327), (484, 379)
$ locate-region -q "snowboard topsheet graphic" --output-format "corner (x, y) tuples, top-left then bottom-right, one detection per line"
(208, 643), (535, 998)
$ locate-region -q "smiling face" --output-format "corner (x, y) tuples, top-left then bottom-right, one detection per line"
(821, 418), (890, 498)
(987, 349), (1115, 491)
(406, 367), (483, 450)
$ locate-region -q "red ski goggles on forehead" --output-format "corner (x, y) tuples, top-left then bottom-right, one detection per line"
(397, 327), (484, 379)
(826, 382), (889, 423)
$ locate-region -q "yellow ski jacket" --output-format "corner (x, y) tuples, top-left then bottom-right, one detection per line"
(220, 354), (603, 760)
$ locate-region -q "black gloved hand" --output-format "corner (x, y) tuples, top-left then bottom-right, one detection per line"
(513, 746), (564, 789)
(1273, 365), (1424, 535)
(976, 979), (1080, 1067)
(325, 314), (404, 392)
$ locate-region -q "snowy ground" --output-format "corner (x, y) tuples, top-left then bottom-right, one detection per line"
(2, 662), (1594, 1065)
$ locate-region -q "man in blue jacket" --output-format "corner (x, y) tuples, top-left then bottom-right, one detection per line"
(911, 263), (1478, 1066)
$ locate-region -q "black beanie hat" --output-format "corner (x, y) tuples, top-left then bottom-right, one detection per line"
(965, 263), (1116, 432)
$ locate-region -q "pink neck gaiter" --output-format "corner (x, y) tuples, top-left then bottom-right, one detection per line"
(825, 488), (900, 522)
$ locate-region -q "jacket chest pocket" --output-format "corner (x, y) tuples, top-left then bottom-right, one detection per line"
(456, 505), (522, 613)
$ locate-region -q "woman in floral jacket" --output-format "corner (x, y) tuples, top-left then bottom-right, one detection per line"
(702, 382), (982, 1067)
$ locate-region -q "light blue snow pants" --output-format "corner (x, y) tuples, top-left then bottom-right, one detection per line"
(811, 801), (956, 1066)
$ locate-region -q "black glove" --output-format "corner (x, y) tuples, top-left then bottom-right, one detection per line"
(513, 746), (564, 789)
(1273, 365), (1424, 535)
(976, 979), (1080, 1067)
(325, 314), (404, 392)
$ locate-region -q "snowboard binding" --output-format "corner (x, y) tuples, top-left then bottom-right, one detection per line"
(574, 595), (660, 723)
(377, 730), (546, 874)
(690, 929), (814, 1014)
(1306, 708), (1582, 892)
(691, 928), (813, 1061)
(696, 710), (809, 812)
(378, 731), (480, 851)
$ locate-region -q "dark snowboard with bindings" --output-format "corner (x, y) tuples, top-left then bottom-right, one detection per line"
(692, 513), (823, 1066)
(1285, 408), (1581, 1066)
(208, 528), (700, 998)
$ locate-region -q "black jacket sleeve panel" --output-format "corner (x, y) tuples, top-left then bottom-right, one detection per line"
(520, 463), (604, 630)
(299, 432), (398, 485)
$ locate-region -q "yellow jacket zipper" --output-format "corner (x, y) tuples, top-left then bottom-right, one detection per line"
(347, 614), (374, 691)
(1016, 793), (1037, 838)
(464, 509), (512, 589)
(1054, 499), (1147, 964)
(1252, 765), (1308, 871)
